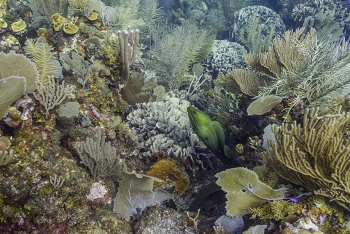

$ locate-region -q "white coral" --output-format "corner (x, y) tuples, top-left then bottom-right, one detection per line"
(86, 181), (108, 201)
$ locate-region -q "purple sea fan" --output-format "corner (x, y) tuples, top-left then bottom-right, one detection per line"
(284, 192), (312, 203)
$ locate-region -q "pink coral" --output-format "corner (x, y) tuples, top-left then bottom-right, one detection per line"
(86, 181), (108, 201)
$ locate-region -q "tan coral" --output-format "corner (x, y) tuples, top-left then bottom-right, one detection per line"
(0, 136), (10, 151)
(263, 108), (350, 208)
(88, 11), (98, 21)
(11, 19), (26, 32)
(5, 36), (19, 45)
(4, 107), (22, 127)
(51, 13), (67, 31)
(0, 18), (7, 28)
(62, 22), (79, 34)
(145, 159), (189, 195)
(37, 28), (50, 42)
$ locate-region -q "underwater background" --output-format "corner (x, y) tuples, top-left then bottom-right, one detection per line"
(0, 0), (350, 233)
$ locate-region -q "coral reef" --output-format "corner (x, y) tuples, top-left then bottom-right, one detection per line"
(0, 124), (131, 233)
(0, 0), (349, 233)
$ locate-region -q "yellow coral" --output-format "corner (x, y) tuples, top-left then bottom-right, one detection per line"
(235, 144), (244, 154)
(37, 28), (50, 42)
(0, 18), (6, 28)
(8, 107), (21, 120)
(62, 22), (79, 34)
(249, 200), (299, 221)
(11, 19), (26, 32)
(145, 159), (189, 195)
(51, 13), (67, 31)
(5, 36), (18, 45)
(88, 11), (98, 21)
(0, 136), (10, 151)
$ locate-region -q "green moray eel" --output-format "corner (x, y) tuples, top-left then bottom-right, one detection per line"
(187, 182), (221, 212)
(187, 106), (236, 167)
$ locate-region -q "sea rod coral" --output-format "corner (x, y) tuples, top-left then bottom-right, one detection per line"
(263, 108), (350, 209)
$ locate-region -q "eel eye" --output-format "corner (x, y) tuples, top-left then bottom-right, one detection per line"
(193, 111), (197, 114)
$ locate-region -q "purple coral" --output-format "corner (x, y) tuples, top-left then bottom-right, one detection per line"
(87, 103), (101, 119)
(284, 192), (312, 203)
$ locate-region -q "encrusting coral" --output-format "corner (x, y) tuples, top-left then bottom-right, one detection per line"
(51, 13), (68, 31)
(10, 19), (26, 33)
(63, 22), (79, 34)
(145, 158), (189, 195)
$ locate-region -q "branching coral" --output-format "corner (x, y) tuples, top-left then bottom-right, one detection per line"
(249, 200), (299, 221)
(263, 108), (350, 209)
(231, 27), (350, 115)
(76, 127), (125, 178)
(34, 76), (74, 119)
